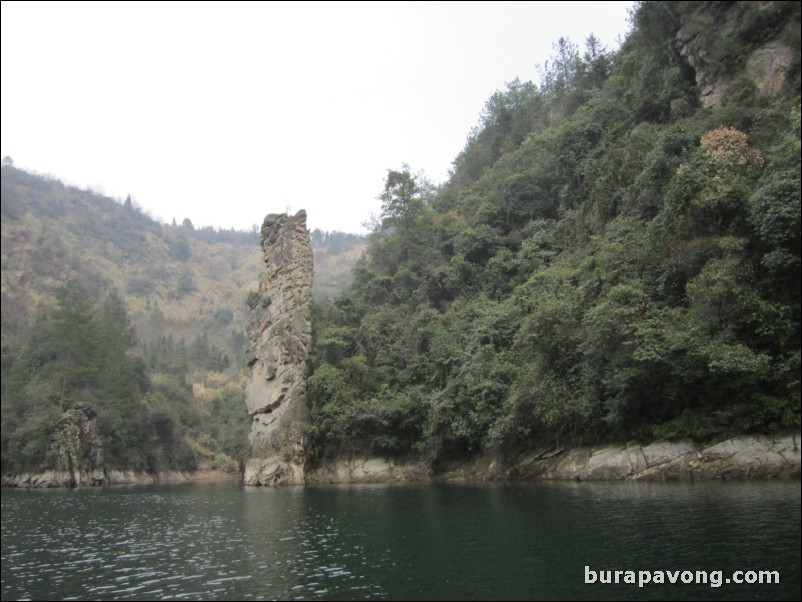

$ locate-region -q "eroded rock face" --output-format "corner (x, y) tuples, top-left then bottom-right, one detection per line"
(675, 3), (795, 109)
(243, 210), (313, 485)
(746, 40), (793, 97)
(54, 402), (105, 487)
(1, 402), (107, 488)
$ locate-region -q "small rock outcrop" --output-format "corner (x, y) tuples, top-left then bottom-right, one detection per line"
(675, 2), (796, 108)
(243, 210), (313, 485)
(54, 402), (105, 486)
(2, 402), (106, 488)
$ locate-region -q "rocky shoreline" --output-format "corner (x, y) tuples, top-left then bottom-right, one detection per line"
(6, 433), (798, 488)
(2, 468), (237, 489)
(306, 433), (801, 484)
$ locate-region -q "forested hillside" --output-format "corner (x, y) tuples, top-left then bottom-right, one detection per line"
(2, 0), (799, 480)
(306, 1), (801, 469)
(0, 165), (363, 476)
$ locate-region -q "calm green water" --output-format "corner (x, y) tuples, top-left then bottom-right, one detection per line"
(1, 480), (799, 601)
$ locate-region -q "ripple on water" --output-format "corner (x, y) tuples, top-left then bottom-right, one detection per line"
(2, 481), (800, 601)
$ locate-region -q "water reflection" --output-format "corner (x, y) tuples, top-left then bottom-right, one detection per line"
(240, 485), (388, 599)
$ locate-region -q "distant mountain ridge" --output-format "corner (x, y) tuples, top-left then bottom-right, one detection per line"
(1, 164), (364, 358)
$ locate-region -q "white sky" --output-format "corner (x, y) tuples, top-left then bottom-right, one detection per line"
(1, 1), (633, 234)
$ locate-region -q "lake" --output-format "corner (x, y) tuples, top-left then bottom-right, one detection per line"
(1, 480), (800, 601)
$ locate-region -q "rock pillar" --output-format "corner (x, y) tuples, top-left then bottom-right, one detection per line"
(243, 210), (313, 485)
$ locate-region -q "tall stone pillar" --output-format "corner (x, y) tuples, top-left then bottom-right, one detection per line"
(243, 210), (313, 485)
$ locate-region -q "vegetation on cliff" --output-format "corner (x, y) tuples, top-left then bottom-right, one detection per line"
(306, 1), (801, 468)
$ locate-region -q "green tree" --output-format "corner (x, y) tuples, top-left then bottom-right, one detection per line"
(1, 282), (158, 472)
(378, 166), (431, 230)
(49, 281), (102, 410)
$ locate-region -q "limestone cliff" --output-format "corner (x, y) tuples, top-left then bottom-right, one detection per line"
(243, 210), (313, 485)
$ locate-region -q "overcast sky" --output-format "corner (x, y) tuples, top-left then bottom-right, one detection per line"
(1, 1), (634, 233)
